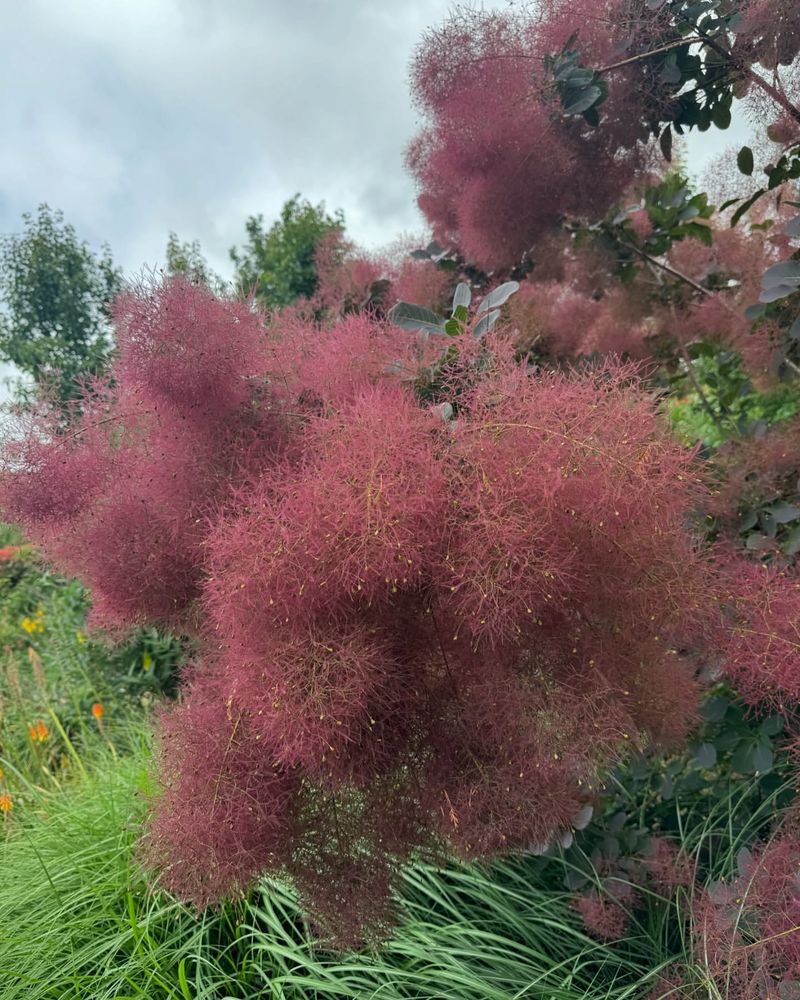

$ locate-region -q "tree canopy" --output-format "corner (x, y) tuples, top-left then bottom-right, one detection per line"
(0, 205), (122, 404)
(229, 195), (344, 308)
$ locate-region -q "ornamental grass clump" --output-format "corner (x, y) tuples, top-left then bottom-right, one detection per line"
(0, 277), (751, 946)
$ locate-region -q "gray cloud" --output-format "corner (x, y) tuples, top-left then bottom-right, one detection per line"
(0, 0), (758, 289)
(0, 0), (456, 278)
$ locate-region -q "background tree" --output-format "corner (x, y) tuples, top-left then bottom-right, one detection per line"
(164, 232), (226, 295)
(229, 195), (344, 308)
(0, 205), (122, 405)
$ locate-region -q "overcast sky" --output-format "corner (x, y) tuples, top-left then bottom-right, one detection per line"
(0, 0), (462, 281)
(1, 0), (751, 284)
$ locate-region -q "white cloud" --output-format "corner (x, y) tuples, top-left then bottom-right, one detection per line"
(0, 0), (764, 289)
(0, 0), (455, 279)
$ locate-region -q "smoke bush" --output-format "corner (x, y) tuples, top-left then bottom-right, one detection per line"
(718, 558), (800, 709)
(508, 280), (654, 360)
(0, 278), (768, 945)
(575, 884), (636, 941)
(313, 230), (450, 317)
(407, 8), (643, 270)
(692, 834), (800, 998)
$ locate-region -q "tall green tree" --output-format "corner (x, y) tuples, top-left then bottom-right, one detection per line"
(229, 195), (344, 308)
(164, 232), (226, 294)
(0, 205), (122, 404)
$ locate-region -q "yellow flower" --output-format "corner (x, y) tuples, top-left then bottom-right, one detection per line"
(75, 630), (86, 644)
(21, 609), (45, 634)
(142, 651), (153, 671)
(0, 794), (11, 813)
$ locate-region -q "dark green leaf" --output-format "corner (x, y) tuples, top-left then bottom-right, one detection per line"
(762, 260), (800, 288)
(753, 741), (774, 774)
(583, 105), (601, 128)
(660, 125), (673, 162)
(564, 869), (590, 890)
(783, 524), (800, 555)
(731, 189), (766, 226)
(607, 811), (627, 834)
(563, 85), (603, 116)
(694, 743), (717, 769)
(764, 502), (800, 524)
(732, 739), (773, 774)
(564, 68), (595, 87)
(759, 715), (784, 737)
(700, 695), (729, 722)
(744, 304), (767, 322)
(660, 54), (682, 85)
(473, 308), (502, 338)
(731, 740), (755, 773)
(737, 146), (754, 176)
(737, 509), (759, 533)
(387, 301), (446, 334)
(759, 510), (777, 537)
(760, 284), (799, 304)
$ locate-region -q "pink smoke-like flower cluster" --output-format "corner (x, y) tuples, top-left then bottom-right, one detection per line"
(693, 835), (800, 999)
(508, 280), (654, 360)
(718, 558), (800, 709)
(0, 278), (767, 946)
(575, 882), (637, 941)
(407, 8), (644, 271)
(313, 230), (450, 317)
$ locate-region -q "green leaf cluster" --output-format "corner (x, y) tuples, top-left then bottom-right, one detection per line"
(546, 42), (609, 126)
(229, 195), (344, 309)
(0, 205), (122, 405)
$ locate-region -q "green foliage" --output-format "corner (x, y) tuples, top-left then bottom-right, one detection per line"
(0, 688), (792, 1000)
(667, 346), (800, 446)
(0, 205), (122, 404)
(0, 527), (184, 787)
(229, 195), (344, 309)
(387, 281), (518, 339)
(0, 730), (658, 1000)
(560, 687), (794, 880)
(164, 232), (226, 295)
(546, 38), (609, 127)
(581, 173), (714, 284)
(725, 155), (800, 226)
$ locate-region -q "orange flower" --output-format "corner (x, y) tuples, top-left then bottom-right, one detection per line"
(28, 719), (50, 742)
(91, 703), (104, 720)
(0, 794), (12, 813)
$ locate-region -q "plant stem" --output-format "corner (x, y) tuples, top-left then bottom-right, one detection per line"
(699, 32), (800, 124)
(598, 36), (702, 74)
(623, 241), (719, 301)
(672, 314), (728, 438)
(629, 242), (729, 436)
